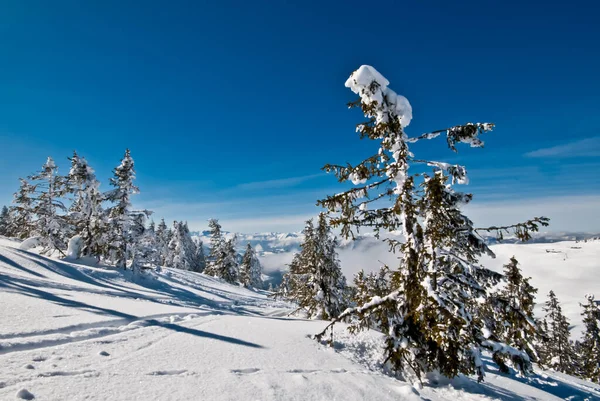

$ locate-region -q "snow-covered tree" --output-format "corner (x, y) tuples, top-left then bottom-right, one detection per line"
(9, 179), (36, 239)
(194, 239), (207, 273)
(538, 290), (576, 374)
(168, 221), (199, 271)
(29, 157), (69, 254)
(276, 215), (347, 320)
(155, 218), (172, 266)
(105, 149), (139, 268)
(239, 243), (263, 288)
(66, 152), (106, 258)
(206, 218), (224, 264)
(0, 206), (10, 236)
(489, 257), (539, 367)
(205, 221), (238, 283)
(579, 295), (600, 382)
(314, 65), (549, 384)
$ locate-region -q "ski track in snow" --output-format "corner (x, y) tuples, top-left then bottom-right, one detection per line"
(0, 236), (599, 400)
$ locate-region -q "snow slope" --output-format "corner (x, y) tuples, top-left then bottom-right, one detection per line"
(0, 237), (598, 400)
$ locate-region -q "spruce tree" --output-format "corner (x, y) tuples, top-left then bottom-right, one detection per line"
(29, 157), (69, 254)
(105, 149), (139, 268)
(204, 219), (238, 281)
(168, 221), (199, 271)
(155, 218), (172, 266)
(0, 206), (10, 236)
(194, 239), (207, 273)
(314, 65), (549, 383)
(490, 257), (539, 367)
(239, 243), (263, 288)
(579, 295), (600, 382)
(276, 215), (347, 320)
(66, 151), (106, 258)
(539, 290), (576, 374)
(9, 179), (36, 239)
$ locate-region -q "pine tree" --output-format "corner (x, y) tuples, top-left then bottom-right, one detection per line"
(9, 179), (36, 239)
(0, 206), (10, 236)
(29, 157), (69, 254)
(276, 215), (347, 320)
(66, 151), (106, 258)
(579, 295), (600, 382)
(194, 239), (207, 273)
(204, 219), (239, 282)
(314, 65), (549, 383)
(239, 243), (263, 288)
(538, 290), (576, 374)
(168, 221), (199, 271)
(489, 257), (539, 367)
(155, 218), (172, 266)
(105, 149), (139, 268)
(206, 218), (224, 264)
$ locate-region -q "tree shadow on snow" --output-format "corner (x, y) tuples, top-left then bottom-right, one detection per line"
(0, 275), (264, 350)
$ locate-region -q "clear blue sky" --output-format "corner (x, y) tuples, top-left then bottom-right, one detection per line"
(1, 0), (599, 233)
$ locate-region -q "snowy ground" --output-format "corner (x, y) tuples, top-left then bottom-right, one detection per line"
(0, 237), (599, 400)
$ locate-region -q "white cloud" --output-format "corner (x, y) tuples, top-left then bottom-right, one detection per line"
(465, 194), (600, 233)
(235, 173), (324, 191)
(524, 137), (600, 158)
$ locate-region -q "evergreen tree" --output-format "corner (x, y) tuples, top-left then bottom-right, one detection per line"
(9, 179), (36, 239)
(579, 295), (600, 382)
(194, 239), (207, 273)
(66, 151), (106, 258)
(239, 243), (263, 288)
(29, 157), (69, 254)
(490, 257), (539, 367)
(105, 149), (139, 268)
(0, 206), (10, 236)
(539, 290), (576, 374)
(206, 218), (224, 264)
(314, 65), (549, 383)
(276, 215), (347, 320)
(155, 218), (172, 266)
(168, 221), (199, 271)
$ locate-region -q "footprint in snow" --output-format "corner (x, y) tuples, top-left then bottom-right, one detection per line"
(98, 351), (110, 356)
(31, 356), (46, 362)
(147, 370), (188, 376)
(231, 368), (261, 375)
(16, 389), (35, 400)
(24, 364), (35, 370)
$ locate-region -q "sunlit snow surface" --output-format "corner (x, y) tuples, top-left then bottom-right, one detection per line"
(0, 236), (599, 400)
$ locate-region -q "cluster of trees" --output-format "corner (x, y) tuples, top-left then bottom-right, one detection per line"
(297, 64), (600, 385)
(0, 151), (263, 288)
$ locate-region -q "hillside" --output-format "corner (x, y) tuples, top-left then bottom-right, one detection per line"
(0, 237), (598, 400)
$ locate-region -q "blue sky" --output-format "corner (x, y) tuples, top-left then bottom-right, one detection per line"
(1, 0), (599, 233)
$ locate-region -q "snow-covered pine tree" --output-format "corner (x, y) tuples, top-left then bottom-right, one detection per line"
(489, 257), (539, 368)
(206, 218), (224, 265)
(168, 221), (199, 271)
(314, 65), (549, 384)
(0, 206), (10, 236)
(66, 151), (106, 258)
(276, 215), (347, 320)
(29, 157), (70, 255)
(194, 239), (206, 273)
(9, 179), (36, 239)
(239, 243), (263, 288)
(314, 213), (347, 319)
(155, 218), (172, 266)
(538, 290), (576, 374)
(205, 220), (239, 283)
(579, 295), (600, 382)
(105, 149), (139, 268)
